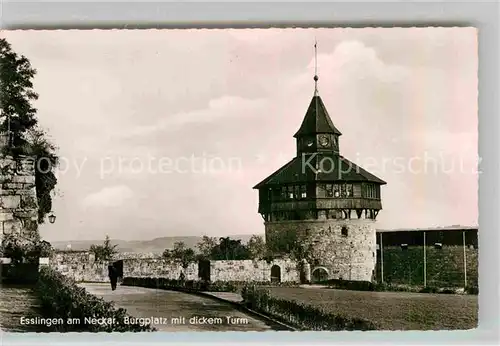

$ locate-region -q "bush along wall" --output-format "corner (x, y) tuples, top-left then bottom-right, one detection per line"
(322, 279), (478, 295)
(241, 285), (377, 331)
(122, 277), (298, 293)
(34, 267), (155, 332)
(0, 263), (40, 284)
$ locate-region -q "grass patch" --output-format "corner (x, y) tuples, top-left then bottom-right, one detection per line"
(241, 285), (376, 331)
(322, 279), (477, 295)
(265, 286), (478, 330)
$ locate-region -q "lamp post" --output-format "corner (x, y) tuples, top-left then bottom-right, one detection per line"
(48, 212), (56, 224)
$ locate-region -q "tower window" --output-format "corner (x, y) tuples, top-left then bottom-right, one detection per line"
(345, 184), (353, 197)
(326, 184), (333, 197)
(294, 185), (300, 199)
(365, 184), (375, 198)
(341, 226), (348, 237)
(300, 185), (307, 198)
(353, 184), (362, 197)
(334, 184), (340, 198)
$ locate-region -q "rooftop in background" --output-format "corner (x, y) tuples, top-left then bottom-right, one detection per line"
(376, 225), (478, 233)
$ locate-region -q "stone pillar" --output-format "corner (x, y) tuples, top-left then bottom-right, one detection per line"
(301, 259), (311, 284)
(0, 155), (38, 246)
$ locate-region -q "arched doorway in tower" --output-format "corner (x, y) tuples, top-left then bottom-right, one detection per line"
(270, 265), (281, 283)
(311, 267), (329, 283)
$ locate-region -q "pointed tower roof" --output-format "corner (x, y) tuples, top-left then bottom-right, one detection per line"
(294, 42), (341, 138)
(293, 95), (342, 138)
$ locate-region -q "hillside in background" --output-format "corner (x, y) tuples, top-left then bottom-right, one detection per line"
(49, 234), (258, 254)
(49, 225), (477, 254)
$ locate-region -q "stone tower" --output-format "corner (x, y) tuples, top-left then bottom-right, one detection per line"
(253, 61), (386, 283)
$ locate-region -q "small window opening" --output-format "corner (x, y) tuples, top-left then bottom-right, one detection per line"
(341, 226), (348, 237)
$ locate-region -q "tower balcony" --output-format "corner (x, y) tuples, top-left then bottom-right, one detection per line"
(258, 198), (382, 222)
(258, 198), (382, 214)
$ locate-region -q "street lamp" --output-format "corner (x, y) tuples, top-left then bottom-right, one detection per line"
(48, 212), (56, 224)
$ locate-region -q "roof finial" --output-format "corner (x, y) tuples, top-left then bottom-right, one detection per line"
(314, 39), (319, 96)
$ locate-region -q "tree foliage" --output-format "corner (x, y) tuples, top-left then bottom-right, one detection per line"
(89, 235), (118, 263)
(0, 232), (54, 264)
(246, 235), (267, 260)
(162, 241), (196, 269)
(0, 38), (59, 223)
(165, 235), (270, 264)
(196, 235), (218, 259)
(210, 237), (251, 261)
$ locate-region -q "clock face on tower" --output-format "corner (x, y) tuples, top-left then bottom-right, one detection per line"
(319, 135), (330, 147)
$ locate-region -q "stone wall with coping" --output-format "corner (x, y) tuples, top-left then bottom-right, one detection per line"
(50, 251), (198, 282)
(49, 251), (301, 283)
(0, 155), (38, 245)
(209, 258), (299, 282)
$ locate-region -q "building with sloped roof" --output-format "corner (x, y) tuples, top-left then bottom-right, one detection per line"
(254, 65), (387, 282)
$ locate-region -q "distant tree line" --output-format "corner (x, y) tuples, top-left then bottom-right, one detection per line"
(86, 234), (271, 268)
(161, 235), (269, 267)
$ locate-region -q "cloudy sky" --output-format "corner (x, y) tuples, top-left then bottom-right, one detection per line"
(3, 28), (478, 242)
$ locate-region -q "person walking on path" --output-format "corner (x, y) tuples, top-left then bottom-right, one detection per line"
(108, 263), (118, 291)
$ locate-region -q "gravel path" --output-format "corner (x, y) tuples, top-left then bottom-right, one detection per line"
(80, 283), (274, 331)
(0, 285), (49, 332)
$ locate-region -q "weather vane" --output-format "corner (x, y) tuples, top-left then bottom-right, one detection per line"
(314, 39), (319, 96)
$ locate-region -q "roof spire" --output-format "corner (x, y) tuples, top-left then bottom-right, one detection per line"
(314, 39), (319, 96)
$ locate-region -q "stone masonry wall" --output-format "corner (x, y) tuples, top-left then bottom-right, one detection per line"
(266, 219), (377, 282)
(50, 251), (301, 283)
(209, 259), (299, 282)
(0, 155), (38, 245)
(50, 251), (198, 282)
(50, 244), (477, 287)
